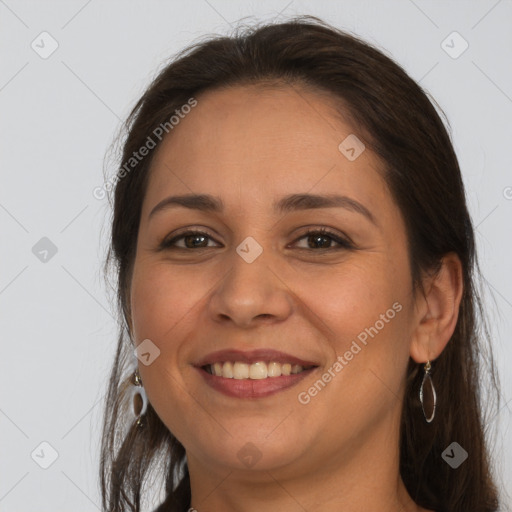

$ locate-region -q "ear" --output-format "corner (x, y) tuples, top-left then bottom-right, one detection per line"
(409, 252), (464, 363)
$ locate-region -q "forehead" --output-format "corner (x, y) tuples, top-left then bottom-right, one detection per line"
(143, 84), (389, 216)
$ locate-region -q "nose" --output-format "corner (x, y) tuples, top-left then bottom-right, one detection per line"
(207, 243), (293, 329)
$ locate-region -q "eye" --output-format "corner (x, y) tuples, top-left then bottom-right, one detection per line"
(159, 227), (354, 252)
(159, 230), (219, 250)
(291, 227), (354, 251)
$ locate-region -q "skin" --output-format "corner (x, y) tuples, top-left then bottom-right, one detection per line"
(129, 84), (463, 512)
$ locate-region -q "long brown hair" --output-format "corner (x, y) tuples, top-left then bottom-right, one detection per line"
(100, 16), (504, 512)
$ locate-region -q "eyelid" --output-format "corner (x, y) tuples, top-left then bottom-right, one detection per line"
(290, 226), (354, 249)
(159, 227), (220, 250)
(159, 225), (354, 252)
(281, 223), (352, 245)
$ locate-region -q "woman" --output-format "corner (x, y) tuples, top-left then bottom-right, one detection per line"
(99, 16), (504, 512)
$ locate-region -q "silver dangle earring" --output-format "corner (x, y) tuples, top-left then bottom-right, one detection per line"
(131, 367), (148, 428)
(419, 360), (436, 423)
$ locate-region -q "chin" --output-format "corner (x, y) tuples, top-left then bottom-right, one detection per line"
(186, 424), (307, 472)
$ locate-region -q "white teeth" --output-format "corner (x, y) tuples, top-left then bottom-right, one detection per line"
(249, 362), (268, 379)
(291, 364), (302, 374)
(233, 361), (249, 379)
(281, 363), (292, 376)
(207, 361), (308, 379)
(267, 362), (282, 377)
(213, 362), (223, 377)
(222, 361), (234, 378)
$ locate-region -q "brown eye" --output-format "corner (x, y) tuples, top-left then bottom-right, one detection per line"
(159, 228), (353, 252)
(292, 228), (353, 251)
(160, 230), (219, 250)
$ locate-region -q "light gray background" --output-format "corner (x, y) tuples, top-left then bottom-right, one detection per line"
(1, 0), (511, 510)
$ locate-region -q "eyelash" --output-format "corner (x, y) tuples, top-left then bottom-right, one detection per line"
(159, 227), (354, 252)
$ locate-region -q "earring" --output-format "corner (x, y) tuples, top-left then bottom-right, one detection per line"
(419, 360), (436, 423)
(131, 368), (148, 428)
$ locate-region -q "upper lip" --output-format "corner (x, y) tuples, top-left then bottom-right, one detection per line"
(195, 349), (319, 368)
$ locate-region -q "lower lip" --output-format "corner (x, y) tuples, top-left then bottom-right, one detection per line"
(197, 367), (317, 398)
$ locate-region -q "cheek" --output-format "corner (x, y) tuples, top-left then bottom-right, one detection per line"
(130, 261), (209, 343)
(297, 260), (412, 407)
(129, 261), (210, 435)
(298, 260), (405, 343)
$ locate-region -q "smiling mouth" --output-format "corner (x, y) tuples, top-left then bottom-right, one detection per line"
(195, 348), (319, 398)
(203, 361), (315, 379)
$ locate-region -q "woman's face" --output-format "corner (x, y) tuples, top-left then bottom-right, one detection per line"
(130, 84), (419, 477)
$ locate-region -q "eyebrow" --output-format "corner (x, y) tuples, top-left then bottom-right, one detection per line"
(148, 193), (376, 225)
